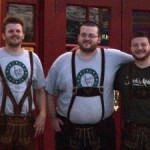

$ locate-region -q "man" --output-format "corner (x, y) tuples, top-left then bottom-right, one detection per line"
(46, 21), (133, 150)
(114, 32), (150, 150)
(0, 16), (46, 150)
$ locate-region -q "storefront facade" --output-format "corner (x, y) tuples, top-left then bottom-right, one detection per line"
(0, 0), (150, 149)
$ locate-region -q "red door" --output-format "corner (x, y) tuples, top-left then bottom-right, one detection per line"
(44, 1), (122, 150)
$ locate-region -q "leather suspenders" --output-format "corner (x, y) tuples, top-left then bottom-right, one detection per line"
(0, 51), (33, 116)
(67, 48), (105, 121)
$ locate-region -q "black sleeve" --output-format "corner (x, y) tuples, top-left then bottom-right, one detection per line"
(114, 66), (124, 90)
(114, 70), (119, 90)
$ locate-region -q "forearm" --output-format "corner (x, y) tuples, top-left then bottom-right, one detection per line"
(47, 94), (57, 120)
(34, 87), (46, 136)
(47, 93), (64, 132)
(35, 87), (46, 116)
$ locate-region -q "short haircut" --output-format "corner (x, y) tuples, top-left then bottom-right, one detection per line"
(78, 21), (101, 36)
(2, 16), (24, 33)
(131, 32), (150, 44)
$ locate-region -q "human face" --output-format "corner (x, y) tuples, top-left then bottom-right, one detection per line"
(131, 37), (150, 61)
(2, 23), (24, 48)
(78, 26), (101, 54)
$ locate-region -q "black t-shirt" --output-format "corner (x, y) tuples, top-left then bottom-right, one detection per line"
(114, 63), (150, 124)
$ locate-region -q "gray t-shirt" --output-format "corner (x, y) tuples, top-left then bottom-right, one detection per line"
(0, 48), (45, 115)
(46, 48), (133, 124)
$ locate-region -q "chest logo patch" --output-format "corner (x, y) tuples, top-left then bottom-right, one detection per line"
(5, 61), (28, 84)
(76, 68), (99, 87)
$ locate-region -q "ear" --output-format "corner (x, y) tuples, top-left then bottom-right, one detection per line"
(98, 36), (101, 44)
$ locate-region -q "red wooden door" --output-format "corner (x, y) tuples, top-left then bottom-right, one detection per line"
(43, 1), (122, 150)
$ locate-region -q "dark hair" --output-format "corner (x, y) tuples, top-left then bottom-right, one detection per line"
(131, 32), (150, 44)
(2, 16), (24, 33)
(78, 21), (101, 36)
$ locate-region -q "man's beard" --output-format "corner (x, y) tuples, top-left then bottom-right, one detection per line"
(78, 42), (98, 54)
(132, 51), (150, 61)
(5, 37), (22, 48)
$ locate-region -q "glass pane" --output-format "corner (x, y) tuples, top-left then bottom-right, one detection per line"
(66, 6), (86, 44)
(7, 4), (34, 42)
(132, 11), (150, 34)
(89, 8), (110, 46)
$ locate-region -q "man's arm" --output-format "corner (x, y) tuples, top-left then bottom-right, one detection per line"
(47, 94), (64, 132)
(34, 87), (46, 136)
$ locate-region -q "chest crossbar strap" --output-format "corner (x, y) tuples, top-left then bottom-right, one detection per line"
(67, 48), (105, 121)
(0, 51), (33, 116)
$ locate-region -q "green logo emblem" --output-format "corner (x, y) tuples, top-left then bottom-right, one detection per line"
(77, 68), (99, 87)
(5, 61), (28, 84)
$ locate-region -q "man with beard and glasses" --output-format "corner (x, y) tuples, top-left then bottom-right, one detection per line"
(114, 32), (150, 150)
(0, 16), (46, 150)
(46, 21), (133, 150)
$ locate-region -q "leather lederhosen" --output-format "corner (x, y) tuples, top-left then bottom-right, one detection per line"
(67, 48), (105, 121)
(0, 51), (35, 145)
(55, 49), (116, 150)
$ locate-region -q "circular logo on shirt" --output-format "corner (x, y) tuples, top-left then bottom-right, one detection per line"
(5, 61), (28, 84)
(77, 68), (99, 87)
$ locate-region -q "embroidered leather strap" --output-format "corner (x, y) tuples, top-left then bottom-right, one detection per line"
(0, 51), (33, 116)
(67, 48), (105, 120)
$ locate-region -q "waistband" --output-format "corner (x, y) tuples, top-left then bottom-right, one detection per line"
(57, 114), (114, 128)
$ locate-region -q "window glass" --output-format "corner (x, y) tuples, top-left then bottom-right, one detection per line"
(66, 6), (110, 46)
(7, 4), (34, 42)
(132, 11), (150, 34)
(89, 8), (110, 46)
(66, 6), (86, 44)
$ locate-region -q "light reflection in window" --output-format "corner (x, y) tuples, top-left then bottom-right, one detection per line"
(66, 6), (110, 46)
(7, 4), (34, 42)
(132, 11), (150, 34)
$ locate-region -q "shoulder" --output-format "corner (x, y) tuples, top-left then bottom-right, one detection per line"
(118, 62), (133, 73)
(104, 48), (129, 56)
(52, 51), (72, 65)
(0, 47), (6, 58)
(23, 49), (41, 61)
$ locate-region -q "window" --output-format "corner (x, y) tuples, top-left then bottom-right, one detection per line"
(132, 11), (150, 34)
(7, 4), (34, 42)
(66, 6), (110, 46)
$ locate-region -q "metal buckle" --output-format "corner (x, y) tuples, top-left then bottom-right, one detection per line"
(99, 86), (103, 94)
(73, 87), (77, 94)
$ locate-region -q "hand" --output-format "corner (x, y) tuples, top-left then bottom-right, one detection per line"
(70, 46), (79, 52)
(33, 112), (46, 137)
(51, 118), (64, 132)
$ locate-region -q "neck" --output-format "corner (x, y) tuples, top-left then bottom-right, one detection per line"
(77, 49), (97, 60)
(5, 45), (23, 55)
(135, 57), (150, 68)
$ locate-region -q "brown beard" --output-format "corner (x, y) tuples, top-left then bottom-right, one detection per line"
(78, 42), (98, 54)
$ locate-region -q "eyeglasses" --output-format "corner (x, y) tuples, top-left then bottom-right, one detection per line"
(80, 33), (99, 39)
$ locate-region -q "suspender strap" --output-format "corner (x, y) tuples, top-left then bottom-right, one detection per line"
(0, 66), (7, 116)
(18, 51), (33, 115)
(67, 48), (105, 120)
(0, 66), (18, 113)
(100, 48), (105, 120)
(67, 50), (76, 119)
(0, 51), (33, 116)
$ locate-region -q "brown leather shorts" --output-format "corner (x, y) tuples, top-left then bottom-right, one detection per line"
(121, 123), (150, 150)
(0, 115), (35, 145)
(55, 114), (116, 150)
